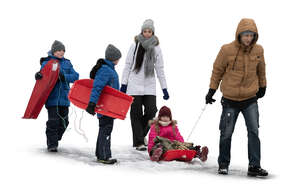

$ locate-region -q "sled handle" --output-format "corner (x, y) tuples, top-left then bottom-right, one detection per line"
(186, 104), (207, 141)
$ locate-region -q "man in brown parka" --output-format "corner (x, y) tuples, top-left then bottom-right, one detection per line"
(205, 18), (268, 177)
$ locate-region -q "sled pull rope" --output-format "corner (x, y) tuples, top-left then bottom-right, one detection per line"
(59, 69), (88, 142)
(53, 68), (87, 142)
(187, 104), (207, 141)
(56, 78), (68, 129)
(73, 108), (89, 142)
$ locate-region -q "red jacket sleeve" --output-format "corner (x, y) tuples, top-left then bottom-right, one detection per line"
(174, 126), (184, 143)
(148, 125), (157, 153)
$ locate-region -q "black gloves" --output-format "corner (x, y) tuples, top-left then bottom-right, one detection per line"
(86, 102), (96, 115)
(256, 87), (266, 99)
(205, 88), (216, 104)
(59, 72), (66, 82)
(163, 89), (169, 100)
(35, 72), (43, 80)
(120, 84), (127, 93)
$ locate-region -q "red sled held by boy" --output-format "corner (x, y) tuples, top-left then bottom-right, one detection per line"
(68, 79), (134, 120)
(23, 59), (60, 119)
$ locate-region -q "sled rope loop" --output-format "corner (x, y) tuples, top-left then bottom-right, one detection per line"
(56, 68), (88, 142)
(73, 109), (89, 142)
(186, 104), (207, 141)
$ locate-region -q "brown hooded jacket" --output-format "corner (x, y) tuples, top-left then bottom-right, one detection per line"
(209, 18), (266, 101)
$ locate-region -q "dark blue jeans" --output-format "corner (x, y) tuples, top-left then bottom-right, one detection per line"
(96, 116), (115, 160)
(46, 106), (69, 148)
(218, 102), (261, 167)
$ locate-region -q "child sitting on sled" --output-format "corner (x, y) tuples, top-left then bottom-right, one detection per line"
(148, 106), (208, 162)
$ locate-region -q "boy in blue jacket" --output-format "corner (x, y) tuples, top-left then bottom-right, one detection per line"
(35, 40), (79, 152)
(85, 44), (122, 164)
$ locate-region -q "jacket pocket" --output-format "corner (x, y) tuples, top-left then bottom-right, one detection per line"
(249, 55), (260, 71)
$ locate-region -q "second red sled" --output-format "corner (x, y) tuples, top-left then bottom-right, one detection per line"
(23, 59), (60, 119)
(68, 79), (134, 120)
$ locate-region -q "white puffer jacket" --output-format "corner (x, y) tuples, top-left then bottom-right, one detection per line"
(121, 42), (167, 96)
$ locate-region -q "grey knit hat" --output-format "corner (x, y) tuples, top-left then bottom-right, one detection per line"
(141, 19), (155, 33)
(51, 40), (65, 54)
(105, 44), (122, 62)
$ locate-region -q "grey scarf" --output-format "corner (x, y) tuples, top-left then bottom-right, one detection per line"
(136, 34), (158, 77)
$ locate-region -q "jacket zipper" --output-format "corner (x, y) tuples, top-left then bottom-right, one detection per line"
(239, 53), (247, 98)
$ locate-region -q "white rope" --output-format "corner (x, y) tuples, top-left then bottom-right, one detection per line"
(73, 108), (89, 142)
(68, 105), (74, 119)
(79, 110), (88, 142)
(186, 104), (207, 141)
(53, 65), (87, 141)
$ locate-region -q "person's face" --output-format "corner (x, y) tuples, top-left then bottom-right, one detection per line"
(240, 34), (254, 46)
(142, 29), (153, 39)
(160, 116), (170, 122)
(53, 50), (65, 58)
(113, 59), (120, 65)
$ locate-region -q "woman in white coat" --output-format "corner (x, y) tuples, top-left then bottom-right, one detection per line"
(120, 19), (169, 151)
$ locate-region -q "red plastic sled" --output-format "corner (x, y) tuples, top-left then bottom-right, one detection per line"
(23, 59), (60, 119)
(68, 79), (134, 120)
(162, 150), (197, 162)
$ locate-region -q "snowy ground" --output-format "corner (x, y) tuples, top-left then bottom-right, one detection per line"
(1, 0), (300, 195)
(3, 141), (279, 195)
(1, 107), (284, 196)
(34, 145), (271, 177)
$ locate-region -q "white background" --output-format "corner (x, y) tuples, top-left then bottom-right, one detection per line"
(1, 0), (299, 195)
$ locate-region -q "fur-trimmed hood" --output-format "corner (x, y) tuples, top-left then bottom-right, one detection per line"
(149, 118), (177, 126)
(149, 118), (177, 136)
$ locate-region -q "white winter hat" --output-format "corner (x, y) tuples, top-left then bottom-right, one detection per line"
(141, 19), (155, 33)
